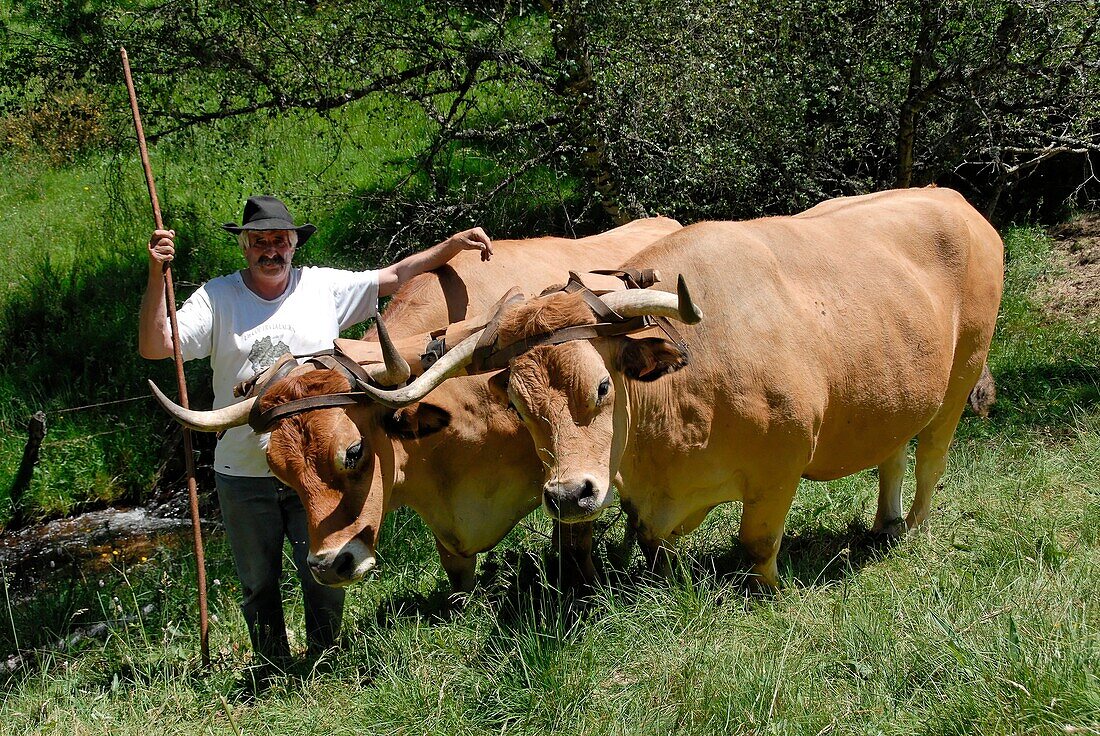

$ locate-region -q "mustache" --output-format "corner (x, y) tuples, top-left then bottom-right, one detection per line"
(258, 255), (286, 266)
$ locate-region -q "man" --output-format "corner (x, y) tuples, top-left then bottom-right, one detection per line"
(139, 195), (492, 666)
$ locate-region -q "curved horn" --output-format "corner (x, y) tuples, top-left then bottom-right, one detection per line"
(601, 274), (703, 324)
(148, 380), (255, 432)
(349, 328), (486, 409)
(364, 314), (411, 387)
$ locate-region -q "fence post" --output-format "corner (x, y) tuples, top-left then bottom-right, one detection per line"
(8, 411), (46, 527)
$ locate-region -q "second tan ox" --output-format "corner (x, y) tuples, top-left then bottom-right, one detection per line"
(152, 217), (681, 589)
(357, 188), (1004, 589)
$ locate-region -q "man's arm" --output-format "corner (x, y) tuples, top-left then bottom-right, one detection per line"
(376, 227), (493, 298)
(138, 229), (176, 360)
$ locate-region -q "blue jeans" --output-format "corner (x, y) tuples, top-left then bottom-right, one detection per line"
(215, 472), (345, 662)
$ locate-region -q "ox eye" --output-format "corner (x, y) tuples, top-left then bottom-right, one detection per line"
(596, 376), (611, 404)
(344, 440), (363, 469)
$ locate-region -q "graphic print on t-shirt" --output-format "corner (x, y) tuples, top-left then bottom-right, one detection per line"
(248, 335), (291, 373)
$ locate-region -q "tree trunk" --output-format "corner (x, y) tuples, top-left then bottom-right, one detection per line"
(895, 101), (918, 189)
(541, 0), (636, 224)
(895, 3), (935, 189)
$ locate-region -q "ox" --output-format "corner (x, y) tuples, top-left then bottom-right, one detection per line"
(357, 188), (1004, 589)
(151, 217), (682, 590)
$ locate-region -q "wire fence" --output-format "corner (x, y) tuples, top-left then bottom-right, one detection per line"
(27, 394), (157, 447)
(40, 425), (142, 448)
(6, 391), (171, 527)
(53, 395), (152, 415)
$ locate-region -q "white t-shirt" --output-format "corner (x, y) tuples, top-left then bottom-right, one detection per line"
(176, 266), (379, 476)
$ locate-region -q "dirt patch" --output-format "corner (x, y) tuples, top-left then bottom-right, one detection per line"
(1041, 213), (1100, 326)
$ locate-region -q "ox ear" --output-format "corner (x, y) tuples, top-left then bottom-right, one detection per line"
(382, 403), (451, 439)
(615, 337), (689, 382)
(487, 369), (511, 403)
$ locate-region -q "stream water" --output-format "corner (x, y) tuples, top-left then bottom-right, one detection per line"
(0, 489), (215, 596)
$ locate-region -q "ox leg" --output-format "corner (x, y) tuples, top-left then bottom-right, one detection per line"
(435, 538), (477, 594)
(606, 520), (638, 569)
(637, 532), (676, 579)
(552, 520), (597, 589)
(871, 443), (909, 541)
(739, 482), (798, 592)
(621, 501), (672, 577)
(909, 405), (966, 530)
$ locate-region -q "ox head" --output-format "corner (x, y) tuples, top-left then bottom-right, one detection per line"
(354, 277), (702, 524)
(147, 317), (419, 587)
(149, 366), (458, 587)
(260, 369), (385, 586)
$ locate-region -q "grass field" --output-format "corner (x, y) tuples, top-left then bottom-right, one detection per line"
(0, 220), (1097, 734)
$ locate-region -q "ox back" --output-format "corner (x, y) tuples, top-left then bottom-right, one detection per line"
(372, 218), (684, 337)
(589, 188), (1001, 586)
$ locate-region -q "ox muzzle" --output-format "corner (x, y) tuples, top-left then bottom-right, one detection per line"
(542, 475), (610, 522)
(306, 539), (377, 587)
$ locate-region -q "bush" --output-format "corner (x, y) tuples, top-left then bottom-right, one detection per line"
(0, 87), (110, 165)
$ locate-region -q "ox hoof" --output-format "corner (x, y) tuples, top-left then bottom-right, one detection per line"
(744, 574), (778, 598)
(557, 562), (598, 594)
(869, 517), (908, 547)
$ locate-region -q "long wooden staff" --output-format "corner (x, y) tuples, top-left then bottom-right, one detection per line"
(121, 47), (210, 668)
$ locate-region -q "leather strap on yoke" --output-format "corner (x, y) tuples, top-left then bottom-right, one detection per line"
(245, 350), (378, 433)
(239, 354), (305, 434)
(421, 336), (446, 371)
(311, 351), (379, 389)
(563, 272), (625, 322)
(470, 271), (687, 373)
(249, 392), (369, 433)
(591, 268), (688, 354)
(471, 316), (653, 373)
(233, 352), (299, 399)
(589, 268), (660, 289)
(469, 291), (527, 374)
(471, 271), (650, 373)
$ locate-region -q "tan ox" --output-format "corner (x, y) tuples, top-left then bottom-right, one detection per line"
(359, 188), (1003, 590)
(151, 217), (681, 589)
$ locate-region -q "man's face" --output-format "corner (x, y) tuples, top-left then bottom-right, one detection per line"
(244, 229), (296, 279)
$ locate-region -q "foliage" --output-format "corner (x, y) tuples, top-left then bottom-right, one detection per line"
(0, 85), (109, 165)
(576, 0), (1100, 221)
(1, 0), (1097, 228)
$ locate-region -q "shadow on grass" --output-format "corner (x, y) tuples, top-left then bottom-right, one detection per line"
(597, 516), (891, 600)
(362, 543), (589, 632)
(357, 512), (902, 642)
(978, 362), (1100, 433)
(776, 518), (890, 588)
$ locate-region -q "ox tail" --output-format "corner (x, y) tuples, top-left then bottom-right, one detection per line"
(967, 363), (996, 418)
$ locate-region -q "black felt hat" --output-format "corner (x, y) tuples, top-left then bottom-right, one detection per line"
(222, 195), (317, 245)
